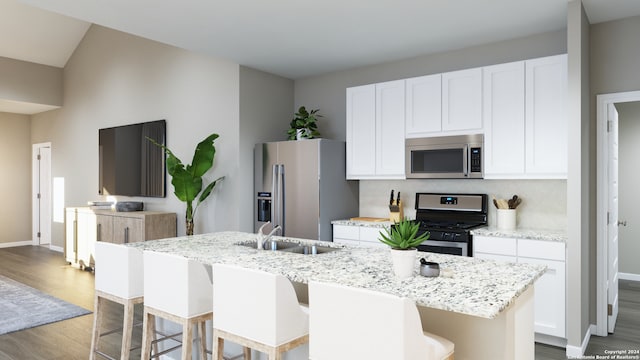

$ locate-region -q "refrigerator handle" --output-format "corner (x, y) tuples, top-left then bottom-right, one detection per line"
(272, 164), (279, 228)
(279, 164), (286, 236)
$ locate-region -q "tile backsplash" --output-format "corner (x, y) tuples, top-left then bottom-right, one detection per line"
(358, 179), (567, 231)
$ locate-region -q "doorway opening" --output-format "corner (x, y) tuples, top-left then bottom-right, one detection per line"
(32, 142), (51, 247)
(595, 91), (640, 336)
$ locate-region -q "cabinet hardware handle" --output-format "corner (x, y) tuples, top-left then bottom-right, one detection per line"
(124, 227), (129, 244)
(97, 224), (101, 241)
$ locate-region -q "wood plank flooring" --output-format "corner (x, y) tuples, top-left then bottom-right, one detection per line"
(0, 245), (638, 360)
(0, 245), (143, 360)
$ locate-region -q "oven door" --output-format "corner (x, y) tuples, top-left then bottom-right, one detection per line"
(417, 240), (469, 256)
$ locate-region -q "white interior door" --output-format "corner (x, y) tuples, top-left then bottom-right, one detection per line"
(607, 103), (619, 333)
(32, 144), (52, 245)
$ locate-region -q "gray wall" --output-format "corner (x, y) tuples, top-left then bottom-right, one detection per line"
(0, 56), (63, 106)
(566, 0), (591, 347)
(0, 112), (31, 245)
(239, 66), (294, 232)
(590, 13), (640, 329)
(31, 25), (242, 247)
(615, 101), (640, 276)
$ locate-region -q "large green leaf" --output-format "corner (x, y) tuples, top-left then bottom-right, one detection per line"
(197, 176), (225, 206)
(189, 133), (219, 177)
(170, 166), (202, 203)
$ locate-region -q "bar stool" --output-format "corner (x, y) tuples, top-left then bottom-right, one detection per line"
(141, 251), (213, 360)
(90, 242), (144, 360)
(212, 264), (309, 360)
(308, 281), (454, 360)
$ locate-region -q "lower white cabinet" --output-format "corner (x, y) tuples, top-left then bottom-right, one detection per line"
(474, 235), (566, 340)
(65, 207), (177, 269)
(333, 224), (388, 248)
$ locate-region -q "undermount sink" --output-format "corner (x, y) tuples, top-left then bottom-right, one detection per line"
(236, 240), (341, 255)
(279, 245), (340, 255)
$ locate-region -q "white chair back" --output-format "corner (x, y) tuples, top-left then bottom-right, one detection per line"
(95, 242), (143, 299)
(143, 250), (213, 318)
(308, 281), (437, 360)
(213, 264), (308, 346)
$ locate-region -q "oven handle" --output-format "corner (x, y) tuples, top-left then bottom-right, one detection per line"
(417, 240), (469, 257)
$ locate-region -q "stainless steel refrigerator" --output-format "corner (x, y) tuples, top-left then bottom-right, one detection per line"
(254, 139), (359, 241)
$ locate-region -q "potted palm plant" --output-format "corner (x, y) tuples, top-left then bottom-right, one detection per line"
(379, 219), (429, 279)
(148, 133), (224, 236)
(287, 106), (321, 140)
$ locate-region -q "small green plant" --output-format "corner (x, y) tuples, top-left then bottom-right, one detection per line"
(379, 218), (430, 250)
(287, 106), (322, 140)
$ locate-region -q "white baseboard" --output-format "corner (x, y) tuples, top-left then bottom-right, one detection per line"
(565, 324), (594, 358)
(619, 272), (640, 281)
(0, 241), (33, 248)
(49, 245), (64, 253)
(535, 333), (567, 348)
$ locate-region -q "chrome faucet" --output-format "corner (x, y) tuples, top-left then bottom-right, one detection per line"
(257, 222), (282, 250)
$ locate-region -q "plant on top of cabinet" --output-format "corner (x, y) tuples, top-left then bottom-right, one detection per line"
(379, 218), (429, 279)
(287, 106), (322, 140)
(148, 133), (224, 236)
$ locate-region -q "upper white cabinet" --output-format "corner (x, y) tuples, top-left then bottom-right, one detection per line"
(483, 54), (568, 179)
(346, 85), (376, 178)
(525, 55), (568, 177)
(442, 68), (483, 132)
(483, 61), (526, 176)
(405, 74), (442, 136)
(347, 81), (405, 179)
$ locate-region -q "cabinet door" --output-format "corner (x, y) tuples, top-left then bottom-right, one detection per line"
(473, 235), (517, 256)
(483, 61), (526, 177)
(525, 55), (568, 177)
(76, 210), (96, 268)
(64, 209), (77, 264)
(442, 68), (483, 132)
(405, 74), (442, 137)
(95, 214), (113, 243)
(346, 85), (376, 179)
(375, 80), (405, 178)
(359, 226), (386, 247)
(112, 216), (144, 244)
(333, 225), (360, 241)
(518, 256), (566, 337)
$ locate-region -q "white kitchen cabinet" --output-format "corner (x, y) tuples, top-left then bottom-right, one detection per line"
(64, 209), (77, 265)
(525, 54), (568, 177)
(483, 61), (526, 177)
(346, 85), (376, 178)
(65, 208), (97, 269)
(473, 234), (566, 340)
(483, 54), (568, 179)
(442, 68), (483, 132)
(333, 224), (388, 248)
(518, 238), (566, 339)
(346, 81), (405, 179)
(405, 74), (442, 137)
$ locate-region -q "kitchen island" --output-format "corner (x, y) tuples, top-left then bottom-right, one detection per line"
(129, 231), (545, 360)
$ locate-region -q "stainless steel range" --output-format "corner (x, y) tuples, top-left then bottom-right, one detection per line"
(414, 193), (488, 257)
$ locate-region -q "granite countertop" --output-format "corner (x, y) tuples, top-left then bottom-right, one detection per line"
(471, 227), (567, 243)
(129, 231), (544, 319)
(331, 219), (393, 228)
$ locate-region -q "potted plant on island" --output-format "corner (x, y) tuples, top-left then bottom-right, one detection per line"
(287, 106), (322, 140)
(148, 133), (224, 236)
(379, 218), (430, 279)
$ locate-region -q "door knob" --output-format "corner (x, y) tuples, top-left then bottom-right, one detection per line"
(617, 220), (627, 226)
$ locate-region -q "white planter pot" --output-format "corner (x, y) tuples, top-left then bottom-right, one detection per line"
(389, 248), (417, 280)
(296, 129), (309, 140)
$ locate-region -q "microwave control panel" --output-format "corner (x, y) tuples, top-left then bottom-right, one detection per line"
(470, 147), (482, 173)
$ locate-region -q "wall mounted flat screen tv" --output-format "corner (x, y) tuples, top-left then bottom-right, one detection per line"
(99, 120), (166, 197)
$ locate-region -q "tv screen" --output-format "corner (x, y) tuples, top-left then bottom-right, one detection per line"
(99, 120), (166, 197)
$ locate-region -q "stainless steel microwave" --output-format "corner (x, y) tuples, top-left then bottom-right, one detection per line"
(405, 134), (483, 179)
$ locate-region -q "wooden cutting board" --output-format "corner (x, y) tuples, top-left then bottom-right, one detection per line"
(349, 217), (390, 222)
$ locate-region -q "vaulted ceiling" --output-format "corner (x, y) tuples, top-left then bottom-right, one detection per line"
(2, 0), (640, 113)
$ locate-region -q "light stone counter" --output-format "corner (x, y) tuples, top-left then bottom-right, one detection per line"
(331, 219), (392, 228)
(129, 231), (544, 320)
(472, 227), (567, 243)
